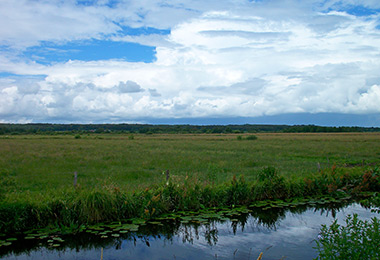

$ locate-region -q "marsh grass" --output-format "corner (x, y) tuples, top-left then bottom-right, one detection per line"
(1, 133), (379, 194)
(0, 133), (379, 233)
(0, 165), (379, 234)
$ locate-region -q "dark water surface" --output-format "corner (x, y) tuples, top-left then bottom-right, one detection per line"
(1, 203), (378, 260)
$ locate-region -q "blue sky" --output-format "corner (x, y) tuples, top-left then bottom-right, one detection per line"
(1, 0), (380, 126)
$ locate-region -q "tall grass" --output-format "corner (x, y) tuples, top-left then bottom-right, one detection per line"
(0, 165), (378, 234)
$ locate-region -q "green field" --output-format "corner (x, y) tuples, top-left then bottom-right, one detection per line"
(0, 132), (379, 234)
(1, 133), (379, 200)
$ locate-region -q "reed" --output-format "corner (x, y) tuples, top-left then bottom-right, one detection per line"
(0, 165), (378, 234)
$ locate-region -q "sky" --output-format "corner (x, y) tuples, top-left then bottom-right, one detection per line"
(1, 0), (380, 126)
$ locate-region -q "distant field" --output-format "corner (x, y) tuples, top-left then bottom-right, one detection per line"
(1, 133), (379, 201)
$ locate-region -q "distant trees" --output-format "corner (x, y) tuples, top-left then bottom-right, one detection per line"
(0, 123), (378, 135)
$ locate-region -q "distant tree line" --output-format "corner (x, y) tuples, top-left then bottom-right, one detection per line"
(0, 123), (379, 135)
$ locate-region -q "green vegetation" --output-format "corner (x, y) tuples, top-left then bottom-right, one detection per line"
(315, 213), (380, 259)
(1, 123), (379, 135)
(0, 133), (379, 235)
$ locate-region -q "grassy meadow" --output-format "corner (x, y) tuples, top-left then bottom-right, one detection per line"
(0, 132), (379, 233)
(1, 133), (379, 195)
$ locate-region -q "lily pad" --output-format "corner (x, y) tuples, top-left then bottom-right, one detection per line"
(121, 224), (139, 230)
(132, 219), (146, 225)
(148, 221), (163, 225)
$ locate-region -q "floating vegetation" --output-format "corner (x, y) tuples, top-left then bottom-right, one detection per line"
(0, 189), (374, 253)
(0, 196), (377, 260)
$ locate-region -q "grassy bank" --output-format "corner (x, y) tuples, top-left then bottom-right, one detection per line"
(0, 165), (379, 234)
(0, 133), (379, 233)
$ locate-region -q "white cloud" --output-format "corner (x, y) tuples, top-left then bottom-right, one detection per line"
(0, 0), (120, 50)
(117, 81), (145, 93)
(1, 0), (380, 123)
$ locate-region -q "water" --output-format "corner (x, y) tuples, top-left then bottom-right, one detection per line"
(1, 203), (378, 260)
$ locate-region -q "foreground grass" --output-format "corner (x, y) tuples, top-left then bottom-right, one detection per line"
(0, 133), (379, 233)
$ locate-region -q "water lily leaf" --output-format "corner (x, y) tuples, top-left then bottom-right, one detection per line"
(121, 224), (139, 230)
(132, 219), (146, 225)
(193, 218), (208, 223)
(148, 221), (163, 225)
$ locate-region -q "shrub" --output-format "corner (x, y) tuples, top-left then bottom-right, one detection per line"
(246, 135), (258, 140)
(315, 214), (380, 259)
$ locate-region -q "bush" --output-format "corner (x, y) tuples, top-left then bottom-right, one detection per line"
(246, 135), (258, 140)
(315, 214), (380, 259)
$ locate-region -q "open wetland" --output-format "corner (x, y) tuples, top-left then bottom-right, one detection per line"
(1, 133), (380, 259)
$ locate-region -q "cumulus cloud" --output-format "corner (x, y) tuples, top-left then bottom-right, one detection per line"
(1, 0), (380, 123)
(117, 81), (145, 93)
(0, 0), (120, 50)
(149, 88), (161, 97)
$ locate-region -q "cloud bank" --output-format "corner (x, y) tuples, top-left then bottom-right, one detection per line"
(1, 0), (380, 124)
